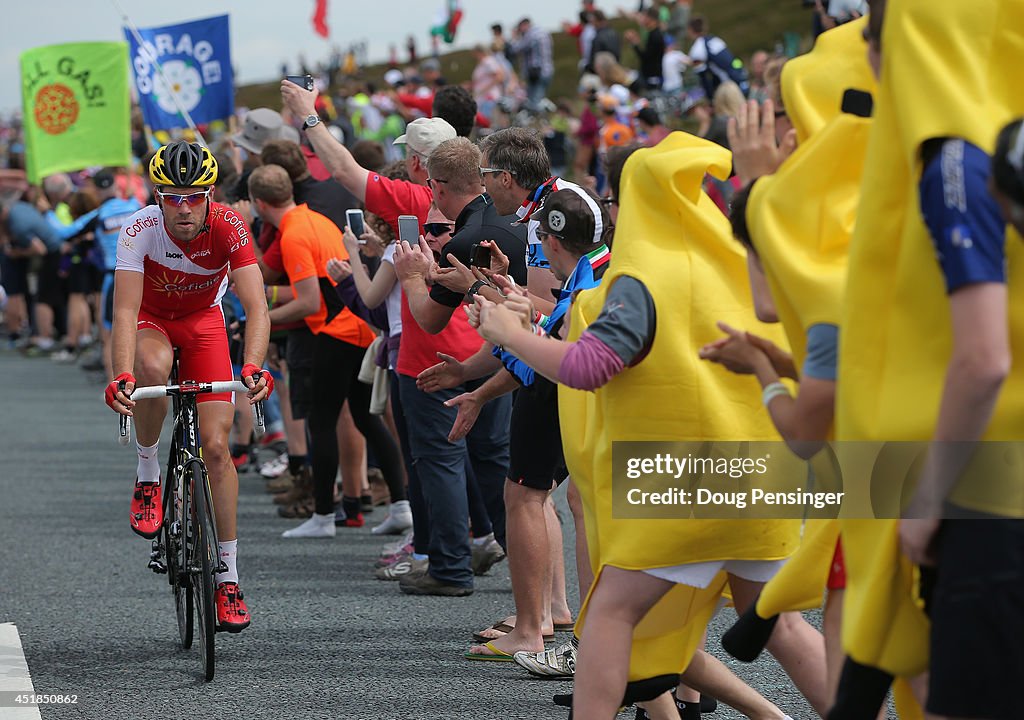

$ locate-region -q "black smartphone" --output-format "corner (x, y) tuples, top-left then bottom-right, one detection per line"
(840, 88), (873, 118)
(398, 215), (420, 245)
(346, 209), (365, 240)
(469, 242), (491, 268)
(285, 74), (315, 92)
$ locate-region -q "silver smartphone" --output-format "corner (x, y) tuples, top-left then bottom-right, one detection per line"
(397, 215), (420, 245)
(346, 209), (365, 242)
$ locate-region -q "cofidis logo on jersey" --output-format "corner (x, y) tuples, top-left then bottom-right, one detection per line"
(152, 270), (220, 298)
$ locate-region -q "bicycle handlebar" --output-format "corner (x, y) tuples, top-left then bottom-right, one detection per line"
(117, 381), (265, 445)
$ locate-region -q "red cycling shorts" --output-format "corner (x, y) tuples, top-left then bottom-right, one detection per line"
(137, 305), (233, 404)
(827, 538), (847, 591)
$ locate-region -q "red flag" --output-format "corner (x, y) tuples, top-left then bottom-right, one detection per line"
(312, 0), (329, 38)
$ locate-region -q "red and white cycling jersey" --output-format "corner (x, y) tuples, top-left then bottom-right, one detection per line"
(116, 203), (258, 320)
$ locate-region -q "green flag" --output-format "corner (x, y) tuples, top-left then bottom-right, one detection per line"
(20, 42), (131, 183)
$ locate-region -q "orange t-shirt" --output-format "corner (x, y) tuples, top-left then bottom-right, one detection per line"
(279, 204), (375, 348)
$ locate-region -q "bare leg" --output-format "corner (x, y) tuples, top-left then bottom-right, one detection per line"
(546, 496), (573, 624)
(469, 481), (550, 656)
(823, 589), (844, 709)
(5, 294), (26, 337)
(682, 649), (787, 719)
(132, 329), (173, 447)
(198, 401), (239, 541)
(729, 574), (830, 716)
(34, 302), (55, 344)
(566, 478), (594, 603)
(232, 389), (254, 450)
(573, 567), (674, 720)
(66, 293), (90, 349)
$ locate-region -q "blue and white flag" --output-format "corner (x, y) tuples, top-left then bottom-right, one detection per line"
(126, 14), (233, 131)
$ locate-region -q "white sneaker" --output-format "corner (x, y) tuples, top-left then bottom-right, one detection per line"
(282, 513), (336, 538)
(259, 453), (289, 479)
(513, 640), (576, 678)
(380, 530), (415, 556)
(371, 500), (414, 535)
(51, 349), (77, 363)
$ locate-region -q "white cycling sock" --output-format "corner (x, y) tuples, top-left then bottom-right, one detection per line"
(137, 441), (160, 485)
(217, 539), (238, 584)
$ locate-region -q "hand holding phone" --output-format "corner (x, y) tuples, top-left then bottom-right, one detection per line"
(285, 74), (315, 92)
(469, 242), (492, 268)
(346, 209), (366, 240)
(398, 215), (420, 245)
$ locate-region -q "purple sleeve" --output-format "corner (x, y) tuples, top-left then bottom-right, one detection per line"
(334, 275), (390, 332)
(557, 331), (626, 391)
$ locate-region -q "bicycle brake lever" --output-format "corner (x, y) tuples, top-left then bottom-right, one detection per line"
(251, 401), (265, 437)
(118, 414), (132, 446)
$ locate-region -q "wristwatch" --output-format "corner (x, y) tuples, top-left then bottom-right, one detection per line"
(302, 114), (321, 131)
(467, 279), (489, 299)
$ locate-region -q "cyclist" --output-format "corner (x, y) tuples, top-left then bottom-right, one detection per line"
(103, 141), (273, 633)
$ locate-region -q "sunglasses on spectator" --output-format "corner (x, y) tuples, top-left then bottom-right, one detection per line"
(426, 177), (448, 191)
(156, 188), (212, 207)
(479, 167), (517, 176)
(423, 222), (453, 237)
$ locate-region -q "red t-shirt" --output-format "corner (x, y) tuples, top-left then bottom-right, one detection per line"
(115, 203), (257, 320)
(363, 173), (482, 377)
(302, 145), (331, 181)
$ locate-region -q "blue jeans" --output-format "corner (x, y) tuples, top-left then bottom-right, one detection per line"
(398, 374), (511, 587)
(526, 75), (551, 110)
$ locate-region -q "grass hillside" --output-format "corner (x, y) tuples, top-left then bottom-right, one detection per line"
(236, 0), (813, 110)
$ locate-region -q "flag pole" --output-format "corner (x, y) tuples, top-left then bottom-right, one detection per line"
(111, 0), (208, 147)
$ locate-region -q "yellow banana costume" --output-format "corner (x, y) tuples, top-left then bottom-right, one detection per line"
(742, 19), (875, 625)
(559, 132), (800, 682)
(838, 0), (1024, 682)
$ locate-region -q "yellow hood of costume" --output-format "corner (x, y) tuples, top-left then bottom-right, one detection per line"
(748, 19), (875, 369)
(560, 132), (800, 682)
(837, 0), (1024, 677)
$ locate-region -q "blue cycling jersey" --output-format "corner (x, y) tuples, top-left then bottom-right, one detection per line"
(61, 196), (142, 270)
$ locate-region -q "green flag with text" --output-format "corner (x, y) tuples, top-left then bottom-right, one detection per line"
(20, 42), (131, 183)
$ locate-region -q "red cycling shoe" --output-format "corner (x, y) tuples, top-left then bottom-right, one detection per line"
(215, 582), (251, 633)
(130, 481), (163, 539)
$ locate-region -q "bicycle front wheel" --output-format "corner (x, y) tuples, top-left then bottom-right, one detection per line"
(166, 448), (192, 649)
(188, 461), (217, 681)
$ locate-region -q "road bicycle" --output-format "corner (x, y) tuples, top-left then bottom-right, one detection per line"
(117, 358), (263, 681)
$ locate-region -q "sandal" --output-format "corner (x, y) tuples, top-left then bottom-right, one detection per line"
(471, 620), (563, 643)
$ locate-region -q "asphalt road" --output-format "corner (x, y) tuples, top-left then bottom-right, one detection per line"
(0, 350), (820, 720)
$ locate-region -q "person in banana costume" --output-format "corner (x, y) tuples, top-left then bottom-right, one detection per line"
(474, 131), (829, 719)
(838, 1), (1024, 719)
(699, 18), (877, 712)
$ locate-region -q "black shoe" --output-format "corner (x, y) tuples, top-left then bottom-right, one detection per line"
(399, 571), (473, 597)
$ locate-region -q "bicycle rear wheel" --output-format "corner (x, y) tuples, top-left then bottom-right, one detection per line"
(188, 461), (217, 681)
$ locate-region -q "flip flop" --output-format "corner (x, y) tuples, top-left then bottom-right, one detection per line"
(464, 641), (515, 662)
(554, 622), (575, 632)
(471, 622), (556, 643)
